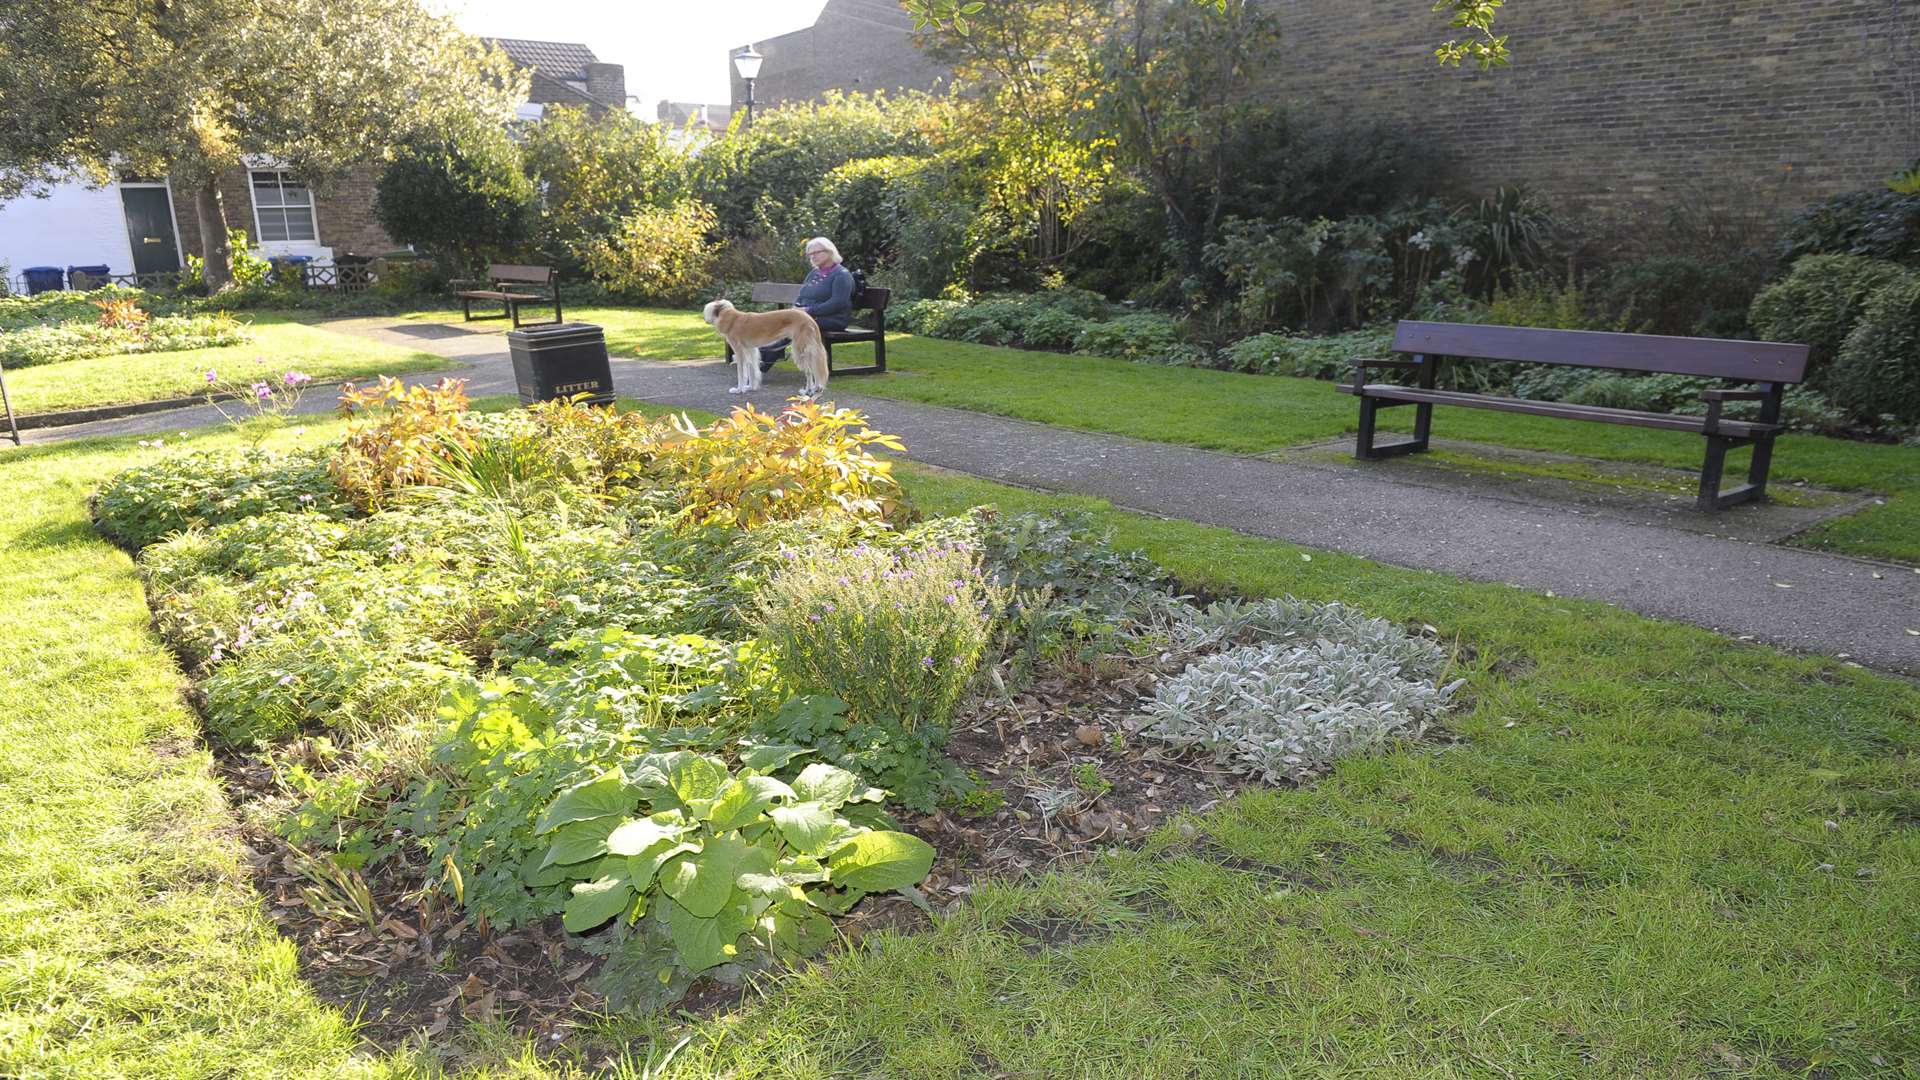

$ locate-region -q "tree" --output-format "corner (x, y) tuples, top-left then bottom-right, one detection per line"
(0, 0), (525, 289)
(375, 127), (537, 276)
(520, 106), (695, 268)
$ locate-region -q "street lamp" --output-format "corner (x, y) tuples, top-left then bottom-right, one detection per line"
(732, 45), (764, 126)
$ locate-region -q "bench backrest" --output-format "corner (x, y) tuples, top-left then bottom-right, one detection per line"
(1393, 320), (1809, 384)
(749, 279), (890, 312)
(488, 264), (556, 285)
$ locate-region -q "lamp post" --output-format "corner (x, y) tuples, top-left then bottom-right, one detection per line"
(732, 45), (764, 127)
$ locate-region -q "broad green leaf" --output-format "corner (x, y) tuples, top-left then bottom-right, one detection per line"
(732, 843), (785, 899)
(792, 762), (858, 811)
(827, 830), (935, 893)
(661, 892), (752, 972)
(706, 775), (794, 831)
(775, 854), (831, 886)
(628, 839), (700, 892)
(738, 742), (812, 772)
(663, 753), (730, 805)
(768, 900), (835, 958)
(538, 815), (622, 870)
(563, 877), (635, 932)
(535, 771), (631, 833)
(769, 801), (845, 855)
(659, 834), (748, 918)
(607, 814), (690, 857)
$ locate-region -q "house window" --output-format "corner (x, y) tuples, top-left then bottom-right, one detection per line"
(249, 170), (317, 243)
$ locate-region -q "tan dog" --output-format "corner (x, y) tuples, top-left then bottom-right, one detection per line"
(702, 300), (830, 398)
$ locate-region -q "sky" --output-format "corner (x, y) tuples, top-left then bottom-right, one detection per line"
(432, 0), (833, 114)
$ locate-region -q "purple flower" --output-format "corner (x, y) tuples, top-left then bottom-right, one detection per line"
(252, 381), (272, 400)
(822, 602), (836, 613)
(920, 656), (935, 669)
(944, 593), (958, 604)
(282, 370), (311, 387)
(807, 613), (822, 622)
(277, 674), (294, 686)
(837, 576), (851, 586)
(298, 493), (315, 503)
(204, 369), (218, 384)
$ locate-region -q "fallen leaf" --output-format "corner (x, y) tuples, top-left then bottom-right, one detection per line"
(1773, 582), (1793, 589)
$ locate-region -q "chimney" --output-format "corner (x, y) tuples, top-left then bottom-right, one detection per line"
(585, 62), (626, 114)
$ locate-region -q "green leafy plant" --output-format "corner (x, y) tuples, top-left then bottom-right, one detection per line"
(648, 401), (907, 528)
(749, 541), (1008, 734)
(750, 695), (962, 814)
(329, 376), (476, 509)
(527, 752), (933, 1008)
(584, 200), (722, 304)
(1828, 274), (1920, 426)
(1748, 255), (1913, 385)
(94, 447), (350, 550)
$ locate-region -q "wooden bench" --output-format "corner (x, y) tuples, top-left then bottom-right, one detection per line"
(1339, 321), (1811, 512)
(453, 264), (561, 329)
(723, 279), (890, 376)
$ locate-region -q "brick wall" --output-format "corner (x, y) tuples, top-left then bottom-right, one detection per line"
(733, 0), (1919, 218)
(171, 163), (397, 262)
(731, 0), (948, 113)
(1255, 0), (1919, 217)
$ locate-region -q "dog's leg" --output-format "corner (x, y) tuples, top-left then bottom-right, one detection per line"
(728, 338), (750, 394)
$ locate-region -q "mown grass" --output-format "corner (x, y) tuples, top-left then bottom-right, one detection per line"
(401, 305), (717, 363)
(0, 426), (371, 1078)
(7, 312), (448, 418)
(6, 402), (1918, 1077)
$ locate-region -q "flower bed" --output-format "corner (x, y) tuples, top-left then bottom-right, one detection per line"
(95, 388), (1463, 1025)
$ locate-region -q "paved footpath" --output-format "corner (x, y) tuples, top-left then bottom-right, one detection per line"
(23, 317), (1920, 675)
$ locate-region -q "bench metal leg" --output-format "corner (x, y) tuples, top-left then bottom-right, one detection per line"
(1697, 434), (1769, 511)
(1354, 395), (1431, 460)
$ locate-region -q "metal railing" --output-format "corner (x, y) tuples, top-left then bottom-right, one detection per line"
(5, 261), (384, 296)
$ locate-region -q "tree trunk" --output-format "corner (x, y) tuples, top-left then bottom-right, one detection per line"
(194, 176), (234, 291)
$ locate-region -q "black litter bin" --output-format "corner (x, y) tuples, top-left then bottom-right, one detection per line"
(66, 264), (111, 290)
(24, 267), (64, 295)
(507, 322), (614, 406)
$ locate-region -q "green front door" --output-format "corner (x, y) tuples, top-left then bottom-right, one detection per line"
(119, 186), (180, 276)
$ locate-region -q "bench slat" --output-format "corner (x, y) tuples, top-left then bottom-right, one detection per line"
(1351, 383), (1781, 438)
(487, 264), (556, 284)
(1392, 321), (1809, 383)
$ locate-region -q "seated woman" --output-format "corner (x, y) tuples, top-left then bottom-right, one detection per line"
(761, 236), (854, 372)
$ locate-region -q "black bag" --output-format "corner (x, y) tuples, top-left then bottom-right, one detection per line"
(849, 267), (868, 300)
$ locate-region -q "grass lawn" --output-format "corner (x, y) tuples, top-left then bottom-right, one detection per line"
(4, 405), (1916, 1077)
(401, 305), (718, 363)
(8, 312), (448, 417)
(510, 306), (1919, 565)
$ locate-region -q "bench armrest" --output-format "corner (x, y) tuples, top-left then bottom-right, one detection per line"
(1698, 387), (1772, 402)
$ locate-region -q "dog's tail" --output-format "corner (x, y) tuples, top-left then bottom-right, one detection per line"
(792, 317), (830, 390)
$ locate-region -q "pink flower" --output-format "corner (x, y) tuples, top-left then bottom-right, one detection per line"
(204, 369), (218, 384)
(252, 381), (272, 400)
(282, 370), (311, 387)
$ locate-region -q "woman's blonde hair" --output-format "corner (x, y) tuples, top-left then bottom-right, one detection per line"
(804, 236), (842, 264)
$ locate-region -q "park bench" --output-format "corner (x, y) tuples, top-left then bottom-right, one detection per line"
(1338, 320), (1811, 512)
(453, 264), (561, 329)
(724, 279), (891, 376)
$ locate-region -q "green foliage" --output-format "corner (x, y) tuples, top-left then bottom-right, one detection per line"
(1597, 255), (1758, 338)
(1072, 313), (1202, 364)
(520, 107), (694, 268)
(1219, 326), (1396, 378)
(0, 307), (247, 368)
(795, 155), (918, 275)
(1829, 274), (1920, 426)
(1748, 255), (1914, 385)
(749, 695), (961, 815)
(583, 200), (721, 305)
(375, 127), (537, 275)
(699, 91), (940, 246)
(749, 542), (1008, 735)
(478, 534), (716, 663)
(524, 752), (931, 1008)
(93, 447), (350, 549)
(1776, 186), (1920, 269)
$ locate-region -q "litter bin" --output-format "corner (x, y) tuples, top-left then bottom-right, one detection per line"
(66, 264), (111, 290)
(24, 267), (64, 295)
(270, 255), (313, 286)
(507, 322), (614, 406)
(332, 253), (374, 289)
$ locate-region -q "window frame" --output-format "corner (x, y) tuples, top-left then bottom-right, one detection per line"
(247, 169), (320, 245)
